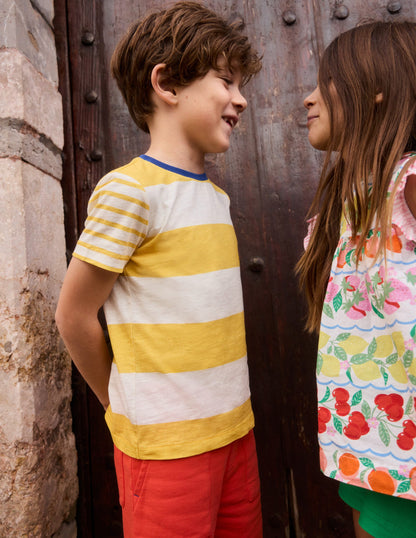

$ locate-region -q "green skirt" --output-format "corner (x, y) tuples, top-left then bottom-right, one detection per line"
(339, 482), (416, 538)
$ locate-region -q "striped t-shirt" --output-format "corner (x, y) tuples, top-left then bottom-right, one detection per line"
(73, 155), (254, 460)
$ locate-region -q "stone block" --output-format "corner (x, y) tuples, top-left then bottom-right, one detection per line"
(21, 160), (67, 291)
(0, 0), (58, 83)
(0, 419), (78, 536)
(0, 118), (63, 179)
(0, 48), (64, 149)
(31, 0), (54, 27)
(0, 371), (34, 444)
(0, 158), (67, 293)
(0, 158), (77, 535)
(0, 158), (27, 284)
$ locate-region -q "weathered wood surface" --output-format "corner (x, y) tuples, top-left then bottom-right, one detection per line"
(55, 1), (416, 536)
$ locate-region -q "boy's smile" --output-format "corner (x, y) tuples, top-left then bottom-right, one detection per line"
(172, 60), (247, 169)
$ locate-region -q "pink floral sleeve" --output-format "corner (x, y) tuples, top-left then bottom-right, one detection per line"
(393, 160), (416, 242)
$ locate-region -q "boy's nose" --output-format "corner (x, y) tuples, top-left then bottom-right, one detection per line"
(233, 88), (247, 112)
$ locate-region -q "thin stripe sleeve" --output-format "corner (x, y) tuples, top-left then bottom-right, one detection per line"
(73, 175), (149, 272)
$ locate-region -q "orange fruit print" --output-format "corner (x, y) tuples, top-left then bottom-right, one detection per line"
(410, 467), (416, 492)
(368, 469), (396, 495)
(339, 453), (359, 477)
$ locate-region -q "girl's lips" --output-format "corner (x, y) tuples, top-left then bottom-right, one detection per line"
(307, 115), (318, 126)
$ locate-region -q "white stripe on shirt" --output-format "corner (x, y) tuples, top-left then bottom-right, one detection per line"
(105, 267), (244, 325)
(108, 356), (251, 425)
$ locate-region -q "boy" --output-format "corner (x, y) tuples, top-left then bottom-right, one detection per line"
(55, 2), (262, 536)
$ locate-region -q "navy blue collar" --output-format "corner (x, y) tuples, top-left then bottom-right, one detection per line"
(140, 155), (208, 181)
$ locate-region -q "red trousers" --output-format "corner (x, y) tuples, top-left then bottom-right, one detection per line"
(114, 430), (262, 537)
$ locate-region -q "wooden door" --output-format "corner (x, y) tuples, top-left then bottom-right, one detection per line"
(54, 1), (416, 536)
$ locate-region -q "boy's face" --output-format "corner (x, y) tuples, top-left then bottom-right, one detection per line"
(174, 59), (247, 161)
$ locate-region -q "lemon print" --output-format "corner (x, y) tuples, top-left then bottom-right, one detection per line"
(392, 332), (405, 355)
(352, 361), (381, 381)
(321, 354), (341, 377)
(408, 358), (416, 378)
(388, 361), (408, 383)
(339, 335), (368, 355)
(318, 332), (330, 350)
(374, 335), (394, 358)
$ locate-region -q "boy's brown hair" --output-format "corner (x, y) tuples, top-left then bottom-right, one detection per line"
(111, 1), (262, 132)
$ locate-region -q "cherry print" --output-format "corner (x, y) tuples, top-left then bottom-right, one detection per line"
(318, 420), (327, 434)
(335, 401), (351, 416)
(375, 394), (404, 421)
(397, 432), (414, 451)
(403, 420), (416, 439)
(318, 407), (332, 433)
(332, 388), (349, 402)
(360, 422), (370, 435)
(390, 394), (404, 406)
(318, 407), (331, 423)
(345, 411), (370, 436)
(349, 411), (370, 435)
(385, 403), (404, 422)
(344, 422), (361, 440)
(375, 394), (392, 410)
(349, 411), (366, 427)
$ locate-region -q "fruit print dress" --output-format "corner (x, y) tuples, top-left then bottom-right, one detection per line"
(316, 153), (416, 499)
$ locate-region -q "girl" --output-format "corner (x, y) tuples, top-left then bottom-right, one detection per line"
(297, 22), (416, 538)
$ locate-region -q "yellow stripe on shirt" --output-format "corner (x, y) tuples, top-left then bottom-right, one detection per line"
(76, 240), (131, 261)
(105, 399), (254, 460)
(90, 189), (150, 210)
(93, 203), (148, 225)
(86, 216), (147, 238)
(108, 312), (246, 373)
(124, 223), (239, 278)
(83, 228), (138, 249)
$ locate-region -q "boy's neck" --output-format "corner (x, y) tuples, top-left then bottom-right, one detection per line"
(145, 141), (206, 176)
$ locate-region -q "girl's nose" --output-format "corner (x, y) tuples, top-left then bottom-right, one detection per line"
(304, 86), (318, 109)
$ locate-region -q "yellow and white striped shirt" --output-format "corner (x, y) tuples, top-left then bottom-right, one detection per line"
(73, 155), (254, 459)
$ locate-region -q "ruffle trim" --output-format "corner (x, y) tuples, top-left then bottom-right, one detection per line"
(303, 156), (416, 248)
(392, 159), (416, 242)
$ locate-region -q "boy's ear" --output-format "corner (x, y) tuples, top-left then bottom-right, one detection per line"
(375, 92), (383, 104)
(151, 64), (178, 105)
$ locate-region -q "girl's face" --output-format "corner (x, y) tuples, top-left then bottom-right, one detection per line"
(303, 85), (331, 151)
(304, 82), (343, 151)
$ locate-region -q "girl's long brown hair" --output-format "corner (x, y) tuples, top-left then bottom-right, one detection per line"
(296, 21), (416, 333)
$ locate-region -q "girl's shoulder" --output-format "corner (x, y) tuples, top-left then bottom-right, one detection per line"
(389, 152), (416, 192)
(390, 152), (416, 243)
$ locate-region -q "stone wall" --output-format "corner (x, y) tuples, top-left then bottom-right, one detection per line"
(0, 1), (78, 536)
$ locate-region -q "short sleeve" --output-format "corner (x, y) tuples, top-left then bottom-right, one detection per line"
(73, 173), (149, 272)
(392, 159), (416, 242)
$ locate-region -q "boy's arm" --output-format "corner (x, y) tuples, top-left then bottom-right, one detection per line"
(55, 257), (119, 410)
(404, 173), (416, 219)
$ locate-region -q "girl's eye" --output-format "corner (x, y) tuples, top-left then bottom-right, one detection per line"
(221, 77), (233, 85)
